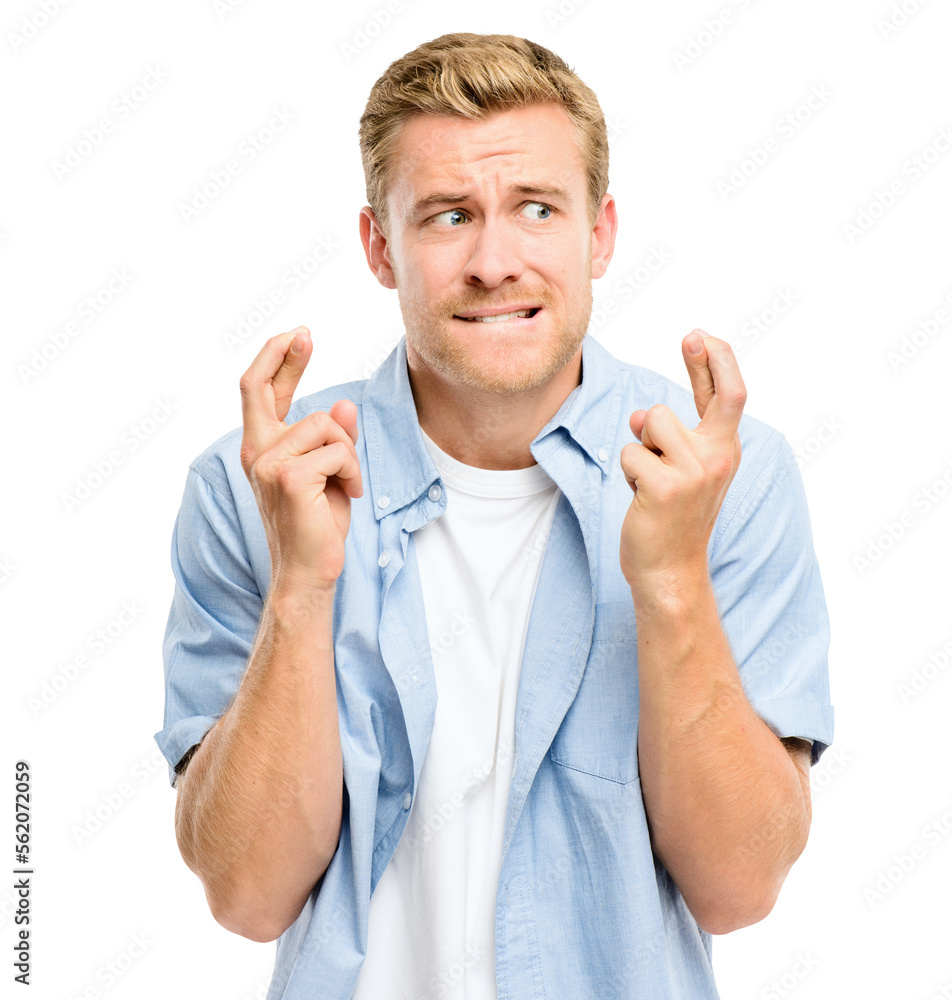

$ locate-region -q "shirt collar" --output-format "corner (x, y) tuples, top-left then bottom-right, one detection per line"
(360, 335), (623, 521)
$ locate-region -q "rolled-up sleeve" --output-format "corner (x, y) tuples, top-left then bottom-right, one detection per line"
(711, 430), (834, 765)
(155, 460), (264, 785)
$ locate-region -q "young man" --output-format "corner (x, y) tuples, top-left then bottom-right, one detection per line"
(157, 33), (833, 999)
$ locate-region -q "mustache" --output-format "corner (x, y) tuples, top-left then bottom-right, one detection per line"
(442, 285), (555, 316)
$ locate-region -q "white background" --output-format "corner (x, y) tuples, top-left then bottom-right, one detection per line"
(3, 0), (951, 997)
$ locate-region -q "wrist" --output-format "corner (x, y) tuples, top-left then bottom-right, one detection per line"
(626, 560), (712, 620)
(267, 576), (337, 617)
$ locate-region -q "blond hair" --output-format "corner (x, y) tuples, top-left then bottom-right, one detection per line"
(359, 33), (609, 232)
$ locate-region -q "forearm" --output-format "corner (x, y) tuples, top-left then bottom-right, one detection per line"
(174, 584), (343, 942)
(633, 568), (811, 935)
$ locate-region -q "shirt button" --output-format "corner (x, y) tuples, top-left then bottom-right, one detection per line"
(378, 552), (390, 568)
(598, 448), (609, 462)
(428, 483), (442, 502)
(403, 792), (412, 810)
(377, 495), (391, 509)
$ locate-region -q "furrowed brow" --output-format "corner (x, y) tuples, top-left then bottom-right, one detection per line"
(410, 193), (472, 221)
(512, 184), (570, 202)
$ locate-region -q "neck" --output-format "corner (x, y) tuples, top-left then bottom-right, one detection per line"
(407, 351), (583, 470)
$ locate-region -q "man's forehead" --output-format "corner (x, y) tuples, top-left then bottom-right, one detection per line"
(388, 104), (586, 200)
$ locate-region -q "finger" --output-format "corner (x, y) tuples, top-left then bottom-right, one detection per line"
(638, 404), (695, 465)
(296, 441), (364, 499)
(277, 410), (360, 464)
(682, 329), (715, 421)
(328, 398), (359, 446)
(272, 327), (313, 423)
(629, 409), (661, 456)
(273, 411), (364, 499)
(240, 326), (310, 449)
(619, 440), (661, 494)
(695, 337), (747, 440)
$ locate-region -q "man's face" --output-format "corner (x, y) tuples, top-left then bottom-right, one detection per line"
(360, 103), (616, 395)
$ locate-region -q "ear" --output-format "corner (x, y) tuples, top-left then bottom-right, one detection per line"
(590, 193), (618, 281)
(359, 206), (397, 290)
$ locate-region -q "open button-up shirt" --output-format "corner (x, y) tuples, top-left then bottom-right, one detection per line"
(156, 334), (833, 999)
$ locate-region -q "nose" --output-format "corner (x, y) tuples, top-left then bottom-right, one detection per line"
(463, 216), (525, 289)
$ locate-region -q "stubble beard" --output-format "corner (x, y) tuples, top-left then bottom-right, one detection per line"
(399, 279), (594, 395)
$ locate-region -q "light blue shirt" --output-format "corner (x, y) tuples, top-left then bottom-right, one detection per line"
(156, 334), (833, 999)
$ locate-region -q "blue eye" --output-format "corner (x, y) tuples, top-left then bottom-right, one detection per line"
(433, 209), (468, 226)
(521, 202), (551, 220)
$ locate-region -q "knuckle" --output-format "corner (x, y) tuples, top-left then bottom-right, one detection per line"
(708, 451), (735, 481)
(273, 462), (299, 490)
(239, 441), (257, 471)
(728, 386), (747, 408)
(654, 473), (678, 501)
(252, 454), (277, 482)
(305, 410), (331, 434)
(643, 404), (669, 429)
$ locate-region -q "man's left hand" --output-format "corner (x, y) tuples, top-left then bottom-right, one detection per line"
(619, 329), (746, 593)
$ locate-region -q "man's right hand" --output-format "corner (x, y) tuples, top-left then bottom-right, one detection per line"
(239, 326), (363, 593)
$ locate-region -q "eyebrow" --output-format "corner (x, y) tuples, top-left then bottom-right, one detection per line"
(409, 184), (571, 220)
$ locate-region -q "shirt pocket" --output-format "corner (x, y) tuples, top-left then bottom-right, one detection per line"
(549, 601), (639, 784)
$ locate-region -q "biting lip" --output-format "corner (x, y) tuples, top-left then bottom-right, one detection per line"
(454, 306), (542, 323)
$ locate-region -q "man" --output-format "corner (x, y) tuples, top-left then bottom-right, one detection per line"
(157, 32), (833, 999)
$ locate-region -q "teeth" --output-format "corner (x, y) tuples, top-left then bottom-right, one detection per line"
(463, 309), (532, 323)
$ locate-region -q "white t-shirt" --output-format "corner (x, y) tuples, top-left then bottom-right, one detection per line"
(350, 428), (561, 1000)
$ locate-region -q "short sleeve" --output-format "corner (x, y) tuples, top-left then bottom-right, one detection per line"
(711, 432), (834, 765)
(155, 463), (264, 785)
